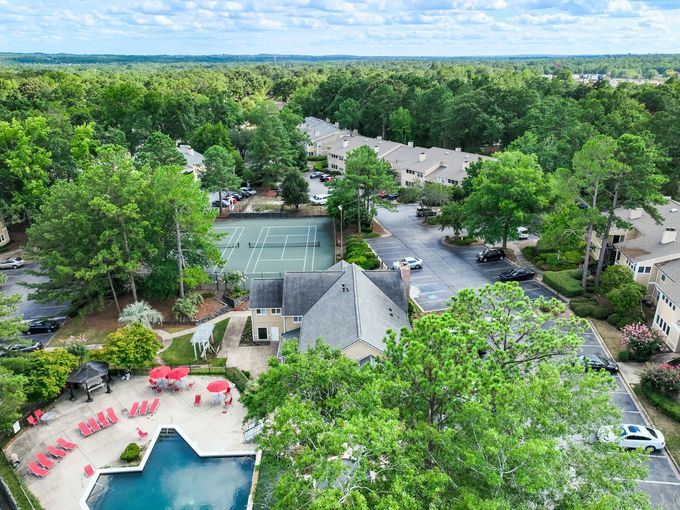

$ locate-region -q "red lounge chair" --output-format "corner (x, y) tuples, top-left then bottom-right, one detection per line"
(77, 422), (93, 437)
(57, 438), (77, 450)
(193, 394), (201, 406)
(27, 415), (39, 427)
(36, 453), (54, 470)
(149, 398), (160, 414)
(47, 445), (68, 459)
(84, 464), (95, 478)
(106, 407), (119, 424)
(224, 396), (233, 407)
(87, 418), (101, 433)
(136, 428), (148, 439)
(187, 381), (195, 389)
(34, 409), (44, 421)
(129, 402), (139, 418)
(96, 411), (110, 428)
(28, 462), (49, 478)
(139, 400), (148, 415)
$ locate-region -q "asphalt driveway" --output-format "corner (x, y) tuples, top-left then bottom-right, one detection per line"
(1, 261), (69, 345)
(371, 204), (680, 507)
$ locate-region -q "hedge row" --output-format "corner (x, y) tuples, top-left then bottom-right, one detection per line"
(570, 301), (614, 320)
(345, 237), (381, 270)
(639, 383), (680, 422)
(542, 269), (585, 297)
(225, 366), (250, 393)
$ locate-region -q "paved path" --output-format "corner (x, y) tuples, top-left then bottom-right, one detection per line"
(217, 311), (249, 355)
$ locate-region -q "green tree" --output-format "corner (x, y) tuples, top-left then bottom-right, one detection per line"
(118, 300), (163, 328)
(539, 202), (588, 259)
(201, 145), (241, 213)
(101, 323), (161, 369)
(607, 282), (646, 315)
(327, 146), (396, 233)
(136, 131), (185, 168)
(27, 349), (79, 400)
(70, 122), (99, 171)
(421, 182), (451, 207)
(334, 98), (361, 132)
(0, 275), (27, 346)
(464, 151), (551, 248)
(437, 201), (465, 236)
(388, 106), (413, 143)
(600, 265), (635, 295)
(280, 170), (309, 211)
(0, 366), (27, 433)
(190, 122), (231, 154)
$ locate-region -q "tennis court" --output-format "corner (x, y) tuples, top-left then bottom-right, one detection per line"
(211, 216), (335, 284)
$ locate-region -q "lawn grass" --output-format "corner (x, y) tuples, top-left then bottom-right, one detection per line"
(162, 325), (192, 334)
(633, 384), (680, 469)
(160, 318), (229, 365)
(0, 450), (44, 509)
(590, 319), (623, 360)
(49, 318), (114, 345)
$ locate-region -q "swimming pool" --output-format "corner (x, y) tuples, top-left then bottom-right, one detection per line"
(85, 429), (255, 510)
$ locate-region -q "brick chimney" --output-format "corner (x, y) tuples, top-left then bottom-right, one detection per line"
(399, 260), (411, 303)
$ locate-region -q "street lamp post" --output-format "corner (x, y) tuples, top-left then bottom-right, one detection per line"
(338, 205), (344, 251)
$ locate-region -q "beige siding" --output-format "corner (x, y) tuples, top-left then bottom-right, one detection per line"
(250, 311), (285, 342)
(0, 220), (9, 247)
(652, 300), (680, 352)
(342, 340), (384, 362)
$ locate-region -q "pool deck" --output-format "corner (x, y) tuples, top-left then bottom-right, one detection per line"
(3, 376), (255, 510)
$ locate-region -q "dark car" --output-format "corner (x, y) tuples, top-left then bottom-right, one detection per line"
(310, 171), (323, 179)
(499, 267), (535, 282)
(26, 319), (61, 335)
(476, 248), (506, 263)
(577, 354), (619, 373)
(320, 175), (334, 182)
(416, 207), (436, 217)
(212, 198), (236, 207)
(240, 187), (257, 197)
(385, 193), (400, 200)
(225, 192), (242, 201)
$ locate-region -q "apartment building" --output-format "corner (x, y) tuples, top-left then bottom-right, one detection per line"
(178, 144), (204, 179)
(0, 218), (9, 247)
(299, 117), (349, 157)
(326, 135), (403, 173)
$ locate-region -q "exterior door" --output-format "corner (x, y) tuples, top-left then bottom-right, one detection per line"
(270, 327), (279, 342)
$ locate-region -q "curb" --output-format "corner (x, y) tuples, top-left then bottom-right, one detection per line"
(589, 319), (680, 478)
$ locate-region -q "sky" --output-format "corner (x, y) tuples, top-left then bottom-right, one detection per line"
(1, 0), (680, 57)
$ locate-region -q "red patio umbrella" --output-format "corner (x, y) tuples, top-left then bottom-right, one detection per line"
(166, 366), (189, 380)
(149, 366), (171, 379)
(206, 379), (230, 393)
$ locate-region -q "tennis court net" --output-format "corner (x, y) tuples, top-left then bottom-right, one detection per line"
(248, 241), (320, 248)
(222, 242), (240, 248)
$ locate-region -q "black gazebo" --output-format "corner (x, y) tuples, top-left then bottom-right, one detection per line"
(67, 361), (111, 402)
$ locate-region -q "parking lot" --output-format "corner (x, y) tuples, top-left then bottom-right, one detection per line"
(1, 260), (69, 345)
(370, 204), (680, 506)
(303, 171), (332, 200)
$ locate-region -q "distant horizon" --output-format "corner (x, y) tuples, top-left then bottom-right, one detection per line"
(3, 1), (680, 56)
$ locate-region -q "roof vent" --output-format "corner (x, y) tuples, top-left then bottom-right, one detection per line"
(342, 138), (349, 148)
(662, 227), (677, 245)
(419, 152), (426, 162)
(629, 208), (643, 220)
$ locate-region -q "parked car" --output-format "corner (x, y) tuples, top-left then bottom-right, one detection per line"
(577, 354), (619, 373)
(476, 248), (505, 263)
(517, 227), (529, 240)
(320, 175), (334, 182)
(385, 193), (400, 200)
(240, 187), (257, 197)
(1, 342), (44, 354)
(311, 194), (330, 205)
(416, 207), (436, 217)
(391, 257), (424, 270)
(598, 424), (665, 453)
(26, 319), (61, 335)
(212, 198), (236, 208)
(225, 192), (242, 201)
(310, 171), (324, 179)
(0, 256), (25, 269)
(499, 267), (535, 281)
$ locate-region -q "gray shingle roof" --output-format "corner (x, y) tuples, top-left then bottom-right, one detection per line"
(249, 279), (284, 309)
(614, 200), (680, 263)
(300, 117), (347, 143)
(326, 136), (404, 159)
(281, 272), (343, 316)
(384, 145), (490, 182)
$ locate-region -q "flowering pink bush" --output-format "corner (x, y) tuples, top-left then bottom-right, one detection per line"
(641, 363), (680, 394)
(620, 323), (663, 361)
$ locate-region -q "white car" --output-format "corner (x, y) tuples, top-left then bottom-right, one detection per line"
(311, 194), (330, 205)
(597, 423), (665, 452)
(0, 256), (25, 269)
(391, 257), (423, 270)
(517, 227), (529, 240)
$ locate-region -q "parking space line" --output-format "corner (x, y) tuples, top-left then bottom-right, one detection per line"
(635, 479), (680, 486)
(622, 410), (642, 414)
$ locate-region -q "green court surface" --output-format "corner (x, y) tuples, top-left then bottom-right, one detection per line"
(211, 217), (335, 284)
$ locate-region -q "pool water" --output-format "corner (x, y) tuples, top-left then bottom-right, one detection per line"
(86, 430), (255, 510)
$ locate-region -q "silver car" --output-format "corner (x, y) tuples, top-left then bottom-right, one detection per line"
(392, 257), (423, 270)
(0, 256), (25, 269)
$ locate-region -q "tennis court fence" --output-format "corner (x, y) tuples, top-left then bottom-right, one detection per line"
(247, 241), (320, 248)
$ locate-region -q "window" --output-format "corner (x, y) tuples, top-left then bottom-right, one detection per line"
(255, 308), (266, 315)
(638, 266), (651, 273)
(655, 314), (671, 336)
(447, 179), (458, 185)
(257, 327), (268, 340)
(271, 308), (281, 315)
(659, 291), (677, 311)
(662, 274), (667, 282)
(292, 316), (302, 323)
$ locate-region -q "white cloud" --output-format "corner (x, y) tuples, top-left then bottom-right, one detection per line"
(607, 0), (633, 12)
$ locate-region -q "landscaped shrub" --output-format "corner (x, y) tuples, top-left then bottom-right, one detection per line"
(543, 269), (584, 297)
(618, 351), (630, 362)
(600, 265), (634, 295)
(607, 313), (621, 326)
(620, 323), (663, 361)
(345, 237), (381, 269)
(225, 366), (249, 393)
(570, 302), (595, 318)
(641, 363), (680, 395)
(639, 383), (680, 423)
(121, 443), (141, 462)
(617, 315), (643, 329)
(607, 282), (646, 315)
(397, 186), (421, 203)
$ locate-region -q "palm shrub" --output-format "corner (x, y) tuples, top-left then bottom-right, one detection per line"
(64, 336), (88, 362)
(641, 363), (680, 395)
(620, 323), (663, 361)
(223, 271), (246, 297)
(118, 300), (163, 328)
(173, 293), (205, 322)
